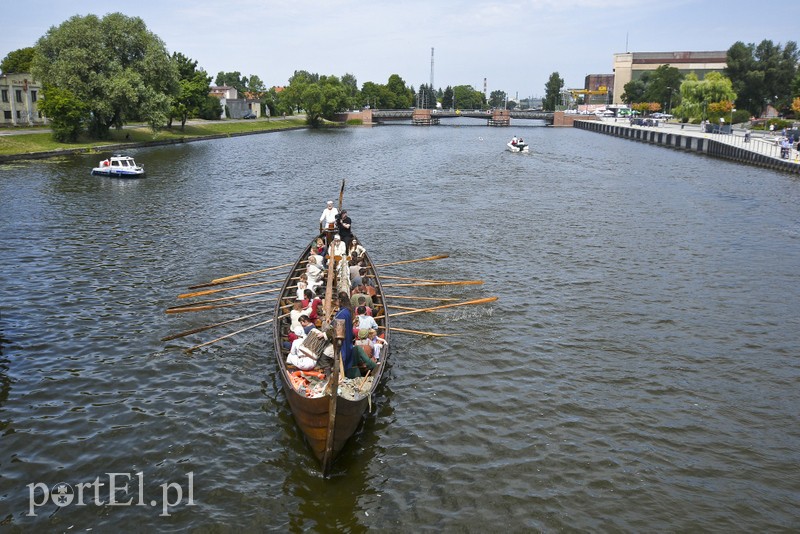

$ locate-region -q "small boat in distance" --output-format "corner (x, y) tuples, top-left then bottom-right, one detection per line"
(507, 137), (529, 153)
(91, 154), (145, 177)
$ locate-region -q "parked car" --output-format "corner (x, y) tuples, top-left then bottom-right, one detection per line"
(651, 113), (673, 119)
(242, 111), (257, 119)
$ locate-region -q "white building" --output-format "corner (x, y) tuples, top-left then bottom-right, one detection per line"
(0, 73), (46, 126)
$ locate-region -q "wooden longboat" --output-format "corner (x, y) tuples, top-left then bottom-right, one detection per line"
(273, 227), (389, 474)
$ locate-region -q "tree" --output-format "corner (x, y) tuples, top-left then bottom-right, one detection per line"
(642, 65), (683, 111)
(726, 39), (799, 115)
(441, 86), (454, 109)
(452, 85), (484, 109)
(214, 71), (246, 95)
(676, 72), (737, 123)
(360, 81), (391, 109)
(543, 72), (564, 111)
(32, 13), (179, 138)
(283, 72), (349, 126)
(341, 73), (360, 109)
(386, 74), (413, 108)
(37, 86), (86, 142)
(416, 83), (437, 108)
(170, 53), (212, 129)
(0, 47), (35, 73)
(621, 75), (648, 104)
(488, 89), (506, 108)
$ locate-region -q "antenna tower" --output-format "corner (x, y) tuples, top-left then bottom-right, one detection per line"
(430, 47), (434, 90)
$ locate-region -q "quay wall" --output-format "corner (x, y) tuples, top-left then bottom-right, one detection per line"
(574, 120), (800, 174)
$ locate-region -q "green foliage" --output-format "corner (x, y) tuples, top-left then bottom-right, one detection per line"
(488, 90), (506, 108)
(725, 39), (799, 115)
(197, 95), (223, 120)
(622, 77), (646, 104)
(543, 72), (564, 111)
(37, 86), (86, 142)
(622, 66), (683, 111)
(441, 86), (454, 109)
(677, 72), (737, 122)
(341, 73), (360, 109)
(32, 13), (179, 138)
(170, 53), (212, 129)
(452, 85), (485, 110)
(282, 72), (351, 126)
(732, 108), (751, 124)
(215, 71), (246, 94)
(0, 47), (36, 73)
(358, 75), (413, 109)
(386, 74), (413, 108)
(416, 84), (437, 108)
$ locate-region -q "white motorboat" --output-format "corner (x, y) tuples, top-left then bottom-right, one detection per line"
(507, 140), (529, 153)
(91, 155), (145, 177)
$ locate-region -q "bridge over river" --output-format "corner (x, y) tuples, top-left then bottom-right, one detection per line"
(340, 108), (555, 126)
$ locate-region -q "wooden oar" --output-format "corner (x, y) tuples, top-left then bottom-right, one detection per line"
(387, 326), (453, 337)
(384, 295), (460, 302)
(161, 310), (272, 341)
(185, 317), (274, 353)
(187, 262), (298, 289)
(387, 296), (498, 318)
(167, 287), (281, 311)
(178, 278), (284, 299)
(165, 297), (275, 314)
(381, 275), (477, 283)
(383, 280), (483, 288)
(386, 304), (422, 311)
(373, 254), (449, 268)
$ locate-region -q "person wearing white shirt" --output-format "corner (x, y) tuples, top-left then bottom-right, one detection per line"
(355, 306), (378, 331)
(319, 200), (339, 231)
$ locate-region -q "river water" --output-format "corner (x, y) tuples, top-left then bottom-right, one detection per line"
(1, 119), (799, 532)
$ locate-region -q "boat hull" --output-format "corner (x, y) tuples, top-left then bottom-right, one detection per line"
(273, 233), (388, 471)
(90, 168), (145, 178)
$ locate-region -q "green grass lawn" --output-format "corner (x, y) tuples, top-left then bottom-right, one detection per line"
(0, 118), (307, 157)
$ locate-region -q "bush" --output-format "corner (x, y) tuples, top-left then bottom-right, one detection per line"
(732, 109), (750, 125)
(38, 86), (86, 142)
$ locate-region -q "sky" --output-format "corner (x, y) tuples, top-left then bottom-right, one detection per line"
(3, 0), (799, 99)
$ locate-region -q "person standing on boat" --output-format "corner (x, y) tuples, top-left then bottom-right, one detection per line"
(319, 200), (339, 232)
(337, 210), (353, 249)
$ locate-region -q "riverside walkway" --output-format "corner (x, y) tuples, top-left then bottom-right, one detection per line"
(576, 117), (800, 174)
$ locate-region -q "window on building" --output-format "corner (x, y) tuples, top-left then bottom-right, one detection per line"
(16, 90), (23, 103)
(16, 110), (22, 119)
(1, 90), (7, 103)
(31, 90), (37, 102)
(3, 110), (11, 120)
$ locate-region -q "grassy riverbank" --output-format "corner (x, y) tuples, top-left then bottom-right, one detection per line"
(0, 118), (307, 159)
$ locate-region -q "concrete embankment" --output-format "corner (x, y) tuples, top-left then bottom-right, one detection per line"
(574, 119), (800, 175)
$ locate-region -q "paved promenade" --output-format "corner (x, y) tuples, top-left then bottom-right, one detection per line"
(597, 116), (800, 163)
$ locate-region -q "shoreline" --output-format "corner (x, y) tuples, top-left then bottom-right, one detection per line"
(0, 120), (309, 164)
(575, 118), (800, 175)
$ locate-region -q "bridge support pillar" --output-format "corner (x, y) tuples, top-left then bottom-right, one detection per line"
(488, 109), (510, 127)
(412, 108), (439, 125)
